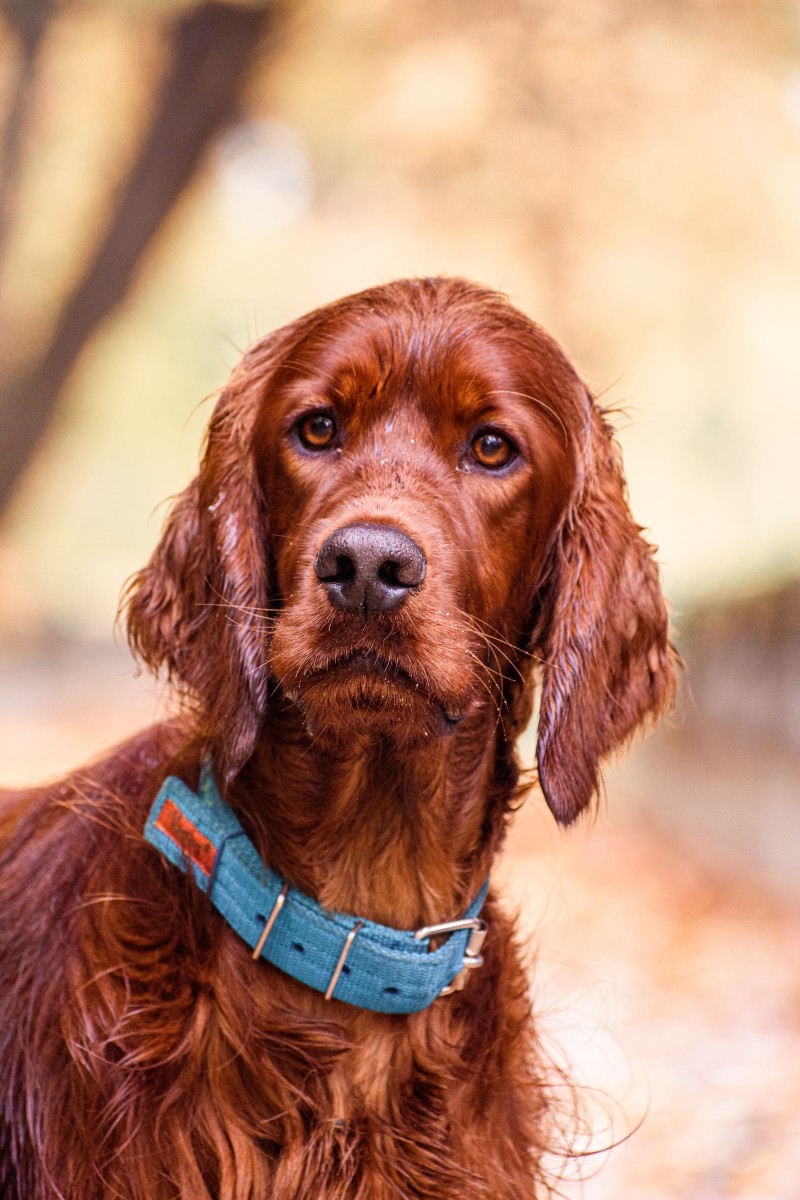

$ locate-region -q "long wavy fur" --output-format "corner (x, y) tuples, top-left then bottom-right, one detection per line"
(0, 278), (676, 1198)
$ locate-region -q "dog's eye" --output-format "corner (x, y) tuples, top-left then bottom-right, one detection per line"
(296, 411), (338, 451)
(470, 430), (515, 470)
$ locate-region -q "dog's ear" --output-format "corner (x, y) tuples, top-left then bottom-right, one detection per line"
(123, 331), (299, 783)
(531, 402), (678, 825)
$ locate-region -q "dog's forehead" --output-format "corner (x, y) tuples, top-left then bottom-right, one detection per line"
(275, 301), (562, 431)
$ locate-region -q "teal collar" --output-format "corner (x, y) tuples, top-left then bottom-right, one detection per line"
(144, 767), (489, 1014)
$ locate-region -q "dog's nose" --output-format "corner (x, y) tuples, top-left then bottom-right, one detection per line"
(314, 522), (426, 615)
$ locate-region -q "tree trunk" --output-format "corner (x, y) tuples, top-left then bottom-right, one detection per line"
(0, 1), (274, 518)
(0, 0), (56, 287)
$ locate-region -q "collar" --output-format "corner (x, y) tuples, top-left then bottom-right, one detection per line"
(143, 766), (489, 1014)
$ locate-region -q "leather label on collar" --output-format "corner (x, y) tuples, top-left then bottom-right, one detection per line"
(154, 798), (216, 876)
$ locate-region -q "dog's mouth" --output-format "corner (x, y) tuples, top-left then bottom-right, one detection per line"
(311, 648), (415, 686)
(295, 647), (466, 729)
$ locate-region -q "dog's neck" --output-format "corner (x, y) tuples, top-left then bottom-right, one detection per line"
(231, 697), (511, 930)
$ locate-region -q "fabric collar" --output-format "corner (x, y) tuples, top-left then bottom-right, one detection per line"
(143, 767), (489, 1015)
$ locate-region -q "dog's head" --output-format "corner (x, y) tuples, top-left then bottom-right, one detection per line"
(124, 278), (676, 824)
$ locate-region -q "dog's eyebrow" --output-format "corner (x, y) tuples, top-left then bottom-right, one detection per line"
(485, 389), (570, 448)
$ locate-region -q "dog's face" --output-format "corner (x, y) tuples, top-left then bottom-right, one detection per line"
(256, 288), (575, 744)
(125, 278), (676, 824)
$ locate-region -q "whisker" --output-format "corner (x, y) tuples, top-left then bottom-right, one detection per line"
(457, 609), (560, 671)
(465, 665), (504, 721)
(463, 649), (506, 697)
(485, 389), (570, 448)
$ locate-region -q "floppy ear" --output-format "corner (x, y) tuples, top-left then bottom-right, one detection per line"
(532, 402), (678, 825)
(123, 336), (291, 783)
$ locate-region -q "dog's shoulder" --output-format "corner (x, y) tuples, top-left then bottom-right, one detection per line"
(0, 718), (201, 951)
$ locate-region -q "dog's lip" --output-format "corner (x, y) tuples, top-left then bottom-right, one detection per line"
(301, 649), (467, 724)
(307, 648), (417, 686)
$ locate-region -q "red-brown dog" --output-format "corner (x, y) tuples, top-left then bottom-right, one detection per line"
(0, 278), (676, 1199)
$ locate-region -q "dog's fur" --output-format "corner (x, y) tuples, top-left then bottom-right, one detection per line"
(0, 278), (676, 1198)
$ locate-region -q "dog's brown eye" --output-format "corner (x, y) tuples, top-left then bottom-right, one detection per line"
(470, 430), (515, 470)
(297, 411), (338, 451)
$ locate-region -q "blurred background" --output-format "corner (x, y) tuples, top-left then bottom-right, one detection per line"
(1, 0), (798, 1194)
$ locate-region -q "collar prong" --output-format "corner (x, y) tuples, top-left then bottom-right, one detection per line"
(325, 921), (363, 1001)
(252, 883), (289, 960)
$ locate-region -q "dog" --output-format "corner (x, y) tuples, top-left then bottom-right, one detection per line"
(0, 277), (676, 1199)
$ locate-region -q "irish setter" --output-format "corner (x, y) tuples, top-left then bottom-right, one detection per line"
(0, 277), (676, 1199)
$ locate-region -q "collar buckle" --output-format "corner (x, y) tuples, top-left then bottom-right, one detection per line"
(414, 916), (488, 997)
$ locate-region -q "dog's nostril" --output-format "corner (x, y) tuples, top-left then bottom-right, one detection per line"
(379, 558), (421, 588)
(379, 560), (402, 587)
(337, 555), (356, 582)
(317, 554), (356, 584)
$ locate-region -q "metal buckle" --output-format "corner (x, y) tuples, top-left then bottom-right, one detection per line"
(414, 916), (488, 997)
(251, 883), (289, 960)
(325, 921), (363, 1001)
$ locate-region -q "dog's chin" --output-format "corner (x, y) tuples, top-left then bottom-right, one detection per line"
(285, 652), (467, 745)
